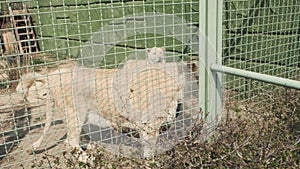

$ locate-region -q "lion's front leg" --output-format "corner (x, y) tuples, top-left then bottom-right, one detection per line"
(32, 97), (55, 149)
(64, 106), (81, 148)
(64, 105), (92, 163)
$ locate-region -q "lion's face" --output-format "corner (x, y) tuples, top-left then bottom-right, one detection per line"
(26, 80), (49, 103)
(16, 73), (50, 104)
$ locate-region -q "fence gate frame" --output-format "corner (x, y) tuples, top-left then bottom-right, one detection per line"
(199, 0), (300, 139)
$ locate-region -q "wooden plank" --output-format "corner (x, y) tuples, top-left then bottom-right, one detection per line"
(1, 31), (17, 55)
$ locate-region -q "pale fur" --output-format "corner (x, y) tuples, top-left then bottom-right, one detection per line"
(16, 72), (49, 103)
(17, 67), (181, 157)
(17, 69), (75, 150)
(146, 47), (166, 64)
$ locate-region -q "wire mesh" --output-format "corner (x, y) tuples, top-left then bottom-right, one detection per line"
(223, 0), (300, 102)
(0, 0), (299, 167)
(0, 0), (200, 167)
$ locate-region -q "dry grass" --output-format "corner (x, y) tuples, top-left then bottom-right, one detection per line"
(28, 87), (300, 168)
(1, 57), (298, 168)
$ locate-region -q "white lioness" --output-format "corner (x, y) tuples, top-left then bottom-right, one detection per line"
(17, 65), (184, 157)
(146, 47), (166, 64)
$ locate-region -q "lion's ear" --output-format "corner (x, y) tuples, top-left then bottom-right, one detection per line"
(146, 48), (151, 53)
(16, 73), (45, 93)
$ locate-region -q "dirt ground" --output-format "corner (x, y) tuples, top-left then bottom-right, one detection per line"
(0, 61), (76, 168)
(0, 99), (72, 168)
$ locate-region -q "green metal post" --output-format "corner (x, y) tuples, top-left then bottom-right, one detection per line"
(199, 0), (223, 138)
